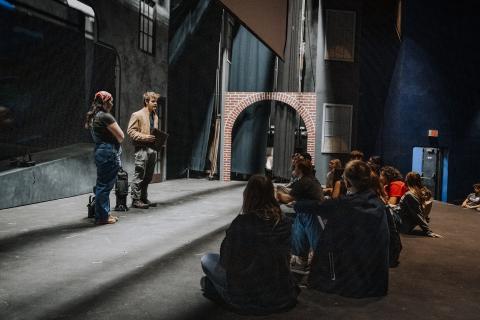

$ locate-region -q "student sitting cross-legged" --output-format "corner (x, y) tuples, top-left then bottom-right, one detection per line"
(295, 160), (390, 298)
(200, 175), (299, 315)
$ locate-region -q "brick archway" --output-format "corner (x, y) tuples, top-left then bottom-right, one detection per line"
(223, 92), (317, 181)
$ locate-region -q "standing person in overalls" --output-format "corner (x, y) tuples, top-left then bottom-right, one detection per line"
(85, 91), (124, 225)
(127, 91), (159, 209)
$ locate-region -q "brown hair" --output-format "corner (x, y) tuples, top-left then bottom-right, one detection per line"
(344, 160), (376, 193)
(405, 172), (430, 205)
(329, 158), (342, 170)
(380, 166), (403, 185)
(295, 160), (314, 177)
(349, 150), (364, 161)
(242, 175), (282, 224)
(371, 171), (388, 203)
(84, 94), (111, 129)
(143, 91), (160, 106)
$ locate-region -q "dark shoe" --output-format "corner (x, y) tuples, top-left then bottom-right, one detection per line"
(290, 256), (310, 275)
(132, 200), (149, 209)
(141, 198), (156, 207)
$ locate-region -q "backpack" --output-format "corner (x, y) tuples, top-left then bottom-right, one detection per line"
(385, 205), (402, 267)
(87, 194), (95, 218)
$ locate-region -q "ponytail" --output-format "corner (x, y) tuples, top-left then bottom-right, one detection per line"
(84, 97), (106, 129)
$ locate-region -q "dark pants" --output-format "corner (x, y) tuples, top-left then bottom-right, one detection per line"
(94, 143), (120, 221)
(201, 253), (228, 301)
(291, 212), (324, 258)
(131, 147), (156, 201)
(398, 210), (431, 234)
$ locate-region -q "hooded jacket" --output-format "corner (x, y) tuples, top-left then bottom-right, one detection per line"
(219, 213), (299, 315)
(296, 190), (390, 298)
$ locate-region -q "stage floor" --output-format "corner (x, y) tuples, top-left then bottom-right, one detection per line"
(1, 181), (479, 319)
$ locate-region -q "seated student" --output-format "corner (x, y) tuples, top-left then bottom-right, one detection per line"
(461, 183), (480, 211)
(285, 153), (304, 188)
(277, 160), (324, 273)
(331, 168), (347, 199)
(349, 149), (364, 161)
(200, 175), (299, 315)
(367, 155), (383, 176)
(380, 166), (407, 205)
(325, 159), (342, 193)
(302, 152), (317, 177)
(395, 172), (442, 238)
(296, 160), (390, 298)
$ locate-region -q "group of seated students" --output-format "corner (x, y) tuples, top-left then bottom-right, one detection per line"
(200, 150), (441, 315)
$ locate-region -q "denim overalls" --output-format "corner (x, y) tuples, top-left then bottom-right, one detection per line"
(91, 126), (121, 222)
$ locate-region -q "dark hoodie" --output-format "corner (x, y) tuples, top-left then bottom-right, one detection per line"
(219, 213), (299, 315)
(296, 190), (390, 298)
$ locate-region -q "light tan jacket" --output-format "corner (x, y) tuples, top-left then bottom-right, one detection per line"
(127, 107), (159, 143)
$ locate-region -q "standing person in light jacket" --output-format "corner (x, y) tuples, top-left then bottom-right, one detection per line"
(296, 160), (390, 298)
(127, 91), (159, 209)
(85, 91), (124, 225)
(201, 175), (299, 315)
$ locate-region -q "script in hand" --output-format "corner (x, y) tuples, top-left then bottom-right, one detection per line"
(150, 128), (169, 151)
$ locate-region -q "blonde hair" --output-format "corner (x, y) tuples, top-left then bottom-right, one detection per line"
(143, 91), (160, 106)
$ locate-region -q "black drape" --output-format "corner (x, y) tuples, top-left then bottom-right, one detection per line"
(229, 26), (274, 175)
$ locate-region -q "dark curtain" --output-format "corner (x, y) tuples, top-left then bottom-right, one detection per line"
(167, 0), (221, 176)
(272, 0), (303, 179)
(271, 104), (297, 179)
(229, 26), (274, 175)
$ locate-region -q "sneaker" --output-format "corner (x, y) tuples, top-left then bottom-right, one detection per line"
(141, 198), (156, 207)
(132, 200), (149, 209)
(290, 256), (310, 275)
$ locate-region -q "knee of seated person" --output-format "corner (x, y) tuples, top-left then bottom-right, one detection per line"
(201, 253), (211, 265)
(201, 253), (218, 265)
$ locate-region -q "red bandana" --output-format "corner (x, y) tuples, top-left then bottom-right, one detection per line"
(94, 91), (112, 103)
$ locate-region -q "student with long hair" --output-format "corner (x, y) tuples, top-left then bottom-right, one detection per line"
(296, 160), (390, 298)
(200, 175), (299, 315)
(324, 158), (342, 193)
(330, 168), (347, 199)
(395, 172), (441, 238)
(380, 166), (407, 205)
(85, 91), (124, 225)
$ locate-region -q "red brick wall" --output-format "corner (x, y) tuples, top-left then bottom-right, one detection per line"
(223, 92), (317, 181)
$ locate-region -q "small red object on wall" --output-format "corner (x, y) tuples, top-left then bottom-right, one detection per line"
(428, 129), (439, 137)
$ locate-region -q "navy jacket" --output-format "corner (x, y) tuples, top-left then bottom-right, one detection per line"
(296, 190), (390, 298)
(219, 213), (299, 314)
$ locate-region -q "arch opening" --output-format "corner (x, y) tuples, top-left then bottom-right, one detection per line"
(230, 101), (309, 181)
(223, 92), (317, 181)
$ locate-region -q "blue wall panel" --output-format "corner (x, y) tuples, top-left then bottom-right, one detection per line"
(378, 0), (480, 203)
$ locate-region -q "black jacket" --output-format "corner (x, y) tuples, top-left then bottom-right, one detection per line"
(219, 213), (299, 315)
(397, 191), (431, 234)
(296, 190), (390, 298)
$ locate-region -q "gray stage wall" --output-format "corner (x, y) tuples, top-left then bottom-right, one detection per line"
(0, 144), (96, 210)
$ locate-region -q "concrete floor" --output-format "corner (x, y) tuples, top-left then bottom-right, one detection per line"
(1, 180), (480, 320)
